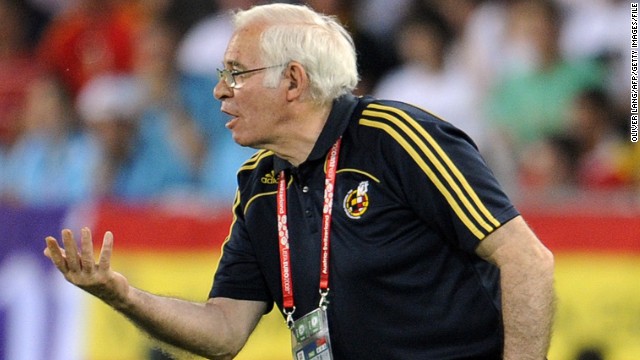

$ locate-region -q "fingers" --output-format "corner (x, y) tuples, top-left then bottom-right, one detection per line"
(44, 236), (69, 273)
(45, 228), (110, 275)
(98, 231), (114, 272)
(80, 227), (95, 273)
(61, 229), (80, 270)
(45, 228), (119, 298)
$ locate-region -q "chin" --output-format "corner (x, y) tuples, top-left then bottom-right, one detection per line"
(231, 134), (253, 148)
(231, 131), (267, 149)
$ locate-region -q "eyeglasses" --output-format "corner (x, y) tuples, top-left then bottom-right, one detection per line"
(216, 64), (287, 89)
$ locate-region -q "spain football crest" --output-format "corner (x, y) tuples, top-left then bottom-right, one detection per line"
(343, 181), (370, 219)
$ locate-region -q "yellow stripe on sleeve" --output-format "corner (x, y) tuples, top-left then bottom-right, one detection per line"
(368, 104), (501, 228)
(361, 104), (502, 238)
(359, 118), (486, 239)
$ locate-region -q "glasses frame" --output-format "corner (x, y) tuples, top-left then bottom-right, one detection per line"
(216, 64), (287, 89)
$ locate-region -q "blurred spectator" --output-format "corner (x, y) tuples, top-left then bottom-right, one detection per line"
(133, 17), (255, 205)
(439, 0), (509, 93)
(518, 88), (628, 196)
(301, 0), (398, 96)
(77, 74), (198, 202)
(119, 0), (216, 39)
(36, 0), (138, 97)
(7, 0), (49, 45)
(425, 0), (480, 42)
(176, 0), (263, 204)
(132, 17), (208, 173)
(518, 133), (580, 195)
(351, 0), (412, 47)
(26, 0), (75, 17)
(2, 75), (95, 206)
(373, 5), (487, 148)
(117, 0), (174, 33)
(76, 74), (140, 200)
(485, 0), (606, 149)
(558, 0), (628, 110)
(0, 0), (43, 158)
(177, 0), (261, 76)
(570, 88), (627, 190)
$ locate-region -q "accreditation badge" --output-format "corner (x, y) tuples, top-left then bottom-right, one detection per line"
(291, 308), (334, 360)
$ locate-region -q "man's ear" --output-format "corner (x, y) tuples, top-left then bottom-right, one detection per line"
(285, 62), (308, 101)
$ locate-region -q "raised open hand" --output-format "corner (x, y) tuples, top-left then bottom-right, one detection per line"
(44, 228), (129, 305)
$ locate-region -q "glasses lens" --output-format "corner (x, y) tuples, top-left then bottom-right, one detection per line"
(217, 69), (235, 88)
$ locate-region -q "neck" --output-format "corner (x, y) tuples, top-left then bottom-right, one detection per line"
(272, 104), (332, 167)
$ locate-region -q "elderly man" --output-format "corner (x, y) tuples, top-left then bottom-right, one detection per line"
(45, 3), (554, 359)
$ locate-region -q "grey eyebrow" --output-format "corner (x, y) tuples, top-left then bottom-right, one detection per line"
(223, 60), (246, 70)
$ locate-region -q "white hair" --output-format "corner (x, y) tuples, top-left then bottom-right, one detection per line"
(233, 3), (359, 105)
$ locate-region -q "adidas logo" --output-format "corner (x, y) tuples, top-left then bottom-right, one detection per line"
(261, 171), (278, 184)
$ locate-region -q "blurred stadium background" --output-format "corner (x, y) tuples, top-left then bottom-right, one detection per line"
(0, 0), (637, 359)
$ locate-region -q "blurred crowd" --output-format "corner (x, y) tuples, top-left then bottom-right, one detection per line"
(0, 0), (637, 210)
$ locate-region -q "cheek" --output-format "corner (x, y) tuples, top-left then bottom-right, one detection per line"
(239, 104), (263, 127)
(240, 96), (276, 124)
(234, 83), (283, 130)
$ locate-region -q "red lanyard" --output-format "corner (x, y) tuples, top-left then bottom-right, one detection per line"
(277, 137), (342, 327)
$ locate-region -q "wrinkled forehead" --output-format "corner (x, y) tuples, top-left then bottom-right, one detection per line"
(223, 24), (265, 69)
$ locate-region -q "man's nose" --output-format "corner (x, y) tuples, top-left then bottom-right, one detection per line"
(213, 80), (232, 100)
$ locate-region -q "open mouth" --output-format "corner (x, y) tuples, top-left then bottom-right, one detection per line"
(225, 116), (239, 129)
(220, 108), (238, 128)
